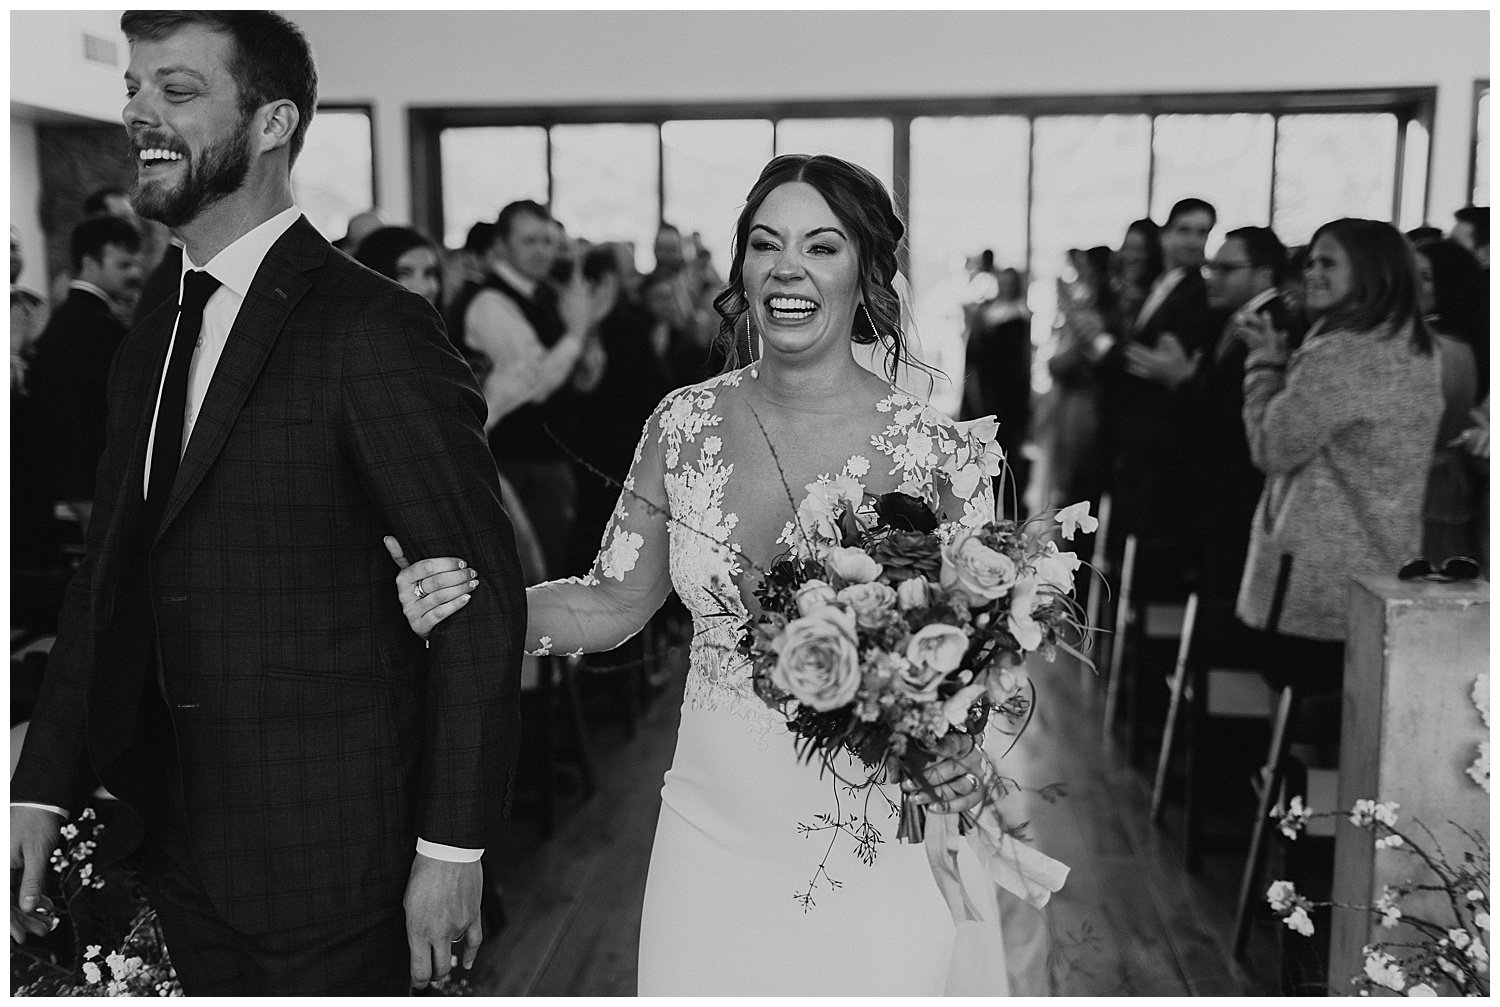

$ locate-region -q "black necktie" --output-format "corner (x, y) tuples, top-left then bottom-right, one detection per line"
(144, 269), (221, 535)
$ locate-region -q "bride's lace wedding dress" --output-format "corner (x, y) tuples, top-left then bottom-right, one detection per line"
(526, 366), (1006, 995)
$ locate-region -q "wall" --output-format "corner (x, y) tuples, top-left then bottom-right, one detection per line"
(9, 11), (1490, 251)
(10, 10), (129, 123)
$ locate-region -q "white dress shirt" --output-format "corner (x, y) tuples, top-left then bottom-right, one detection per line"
(18, 206), (479, 863)
(464, 259), (584, 429)
(1133, 266), (1186, 334)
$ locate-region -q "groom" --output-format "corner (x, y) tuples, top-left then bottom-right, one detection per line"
(10, 11), (526, 994)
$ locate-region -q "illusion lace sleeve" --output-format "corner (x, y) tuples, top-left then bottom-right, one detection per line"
(938, 414), (1001, 527)
(524, 402), (675, 657)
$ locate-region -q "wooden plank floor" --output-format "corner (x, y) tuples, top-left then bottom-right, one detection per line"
(467, 646), (1284, 996)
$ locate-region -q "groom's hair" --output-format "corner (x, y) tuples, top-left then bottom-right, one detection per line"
(121, 10), (318, 166)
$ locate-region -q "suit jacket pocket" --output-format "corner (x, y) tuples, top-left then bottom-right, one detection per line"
(235, 399), (314, 431)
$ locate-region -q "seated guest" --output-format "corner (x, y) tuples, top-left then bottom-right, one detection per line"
(354, 225), (444, 306)
(27, 214), (145, 536)
(1236, 219), (1442, 733)
(1414, 240), (1482, 561)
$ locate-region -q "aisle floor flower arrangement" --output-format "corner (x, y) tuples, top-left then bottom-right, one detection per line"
(739, 472), (1098, 909)
(11, 806), (183, 997)
(1268, 797), (1490, 996)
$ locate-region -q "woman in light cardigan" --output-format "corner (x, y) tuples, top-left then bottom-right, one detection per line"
(1234, 218), (1443, 730)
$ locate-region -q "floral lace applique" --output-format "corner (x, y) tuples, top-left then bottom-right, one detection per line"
(654, 372), (778, 738)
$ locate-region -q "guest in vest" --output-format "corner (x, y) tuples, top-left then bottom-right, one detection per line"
(452, 199), (603, 577)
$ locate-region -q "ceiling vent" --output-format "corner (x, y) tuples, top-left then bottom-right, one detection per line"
(82, 33), (117, 67)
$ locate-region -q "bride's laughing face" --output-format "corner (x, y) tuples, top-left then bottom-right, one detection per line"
(743, 181), (863, 364)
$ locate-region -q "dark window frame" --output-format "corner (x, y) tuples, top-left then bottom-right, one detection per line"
(1470, 79), (1490, 206)
(410, 87), (1435, 258)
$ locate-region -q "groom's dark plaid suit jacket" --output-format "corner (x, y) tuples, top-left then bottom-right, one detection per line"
(12, 217), (527, 934)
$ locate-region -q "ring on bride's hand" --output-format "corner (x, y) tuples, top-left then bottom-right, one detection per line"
(413, 580), (427, 601)
(962, 772), (981, 796)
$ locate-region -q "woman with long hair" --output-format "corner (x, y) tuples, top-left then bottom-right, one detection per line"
(1235, 218), (1442, 718)
(387, 155), (1021, 994)
(353, 225), (444, 306)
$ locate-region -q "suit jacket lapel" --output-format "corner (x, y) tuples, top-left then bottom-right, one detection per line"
(154, 216), (324, 541)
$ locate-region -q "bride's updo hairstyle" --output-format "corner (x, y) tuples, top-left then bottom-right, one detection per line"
(712, 153), (910, 381)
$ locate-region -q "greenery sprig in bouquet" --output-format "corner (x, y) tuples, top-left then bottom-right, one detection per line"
(739, 475), (1097, 860)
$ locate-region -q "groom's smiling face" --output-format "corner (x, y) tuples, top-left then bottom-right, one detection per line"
(123, 24), (256, 228)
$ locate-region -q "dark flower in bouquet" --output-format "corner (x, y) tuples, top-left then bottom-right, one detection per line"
(873, 491), (939, 533)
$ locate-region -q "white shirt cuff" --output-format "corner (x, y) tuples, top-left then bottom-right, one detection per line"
(416, 838), (484, 862)
(11, 802), (69, 819)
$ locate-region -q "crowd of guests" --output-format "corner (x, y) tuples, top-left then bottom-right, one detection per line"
(16, 189), (1491, 626)
(961, 199), (1489, 737)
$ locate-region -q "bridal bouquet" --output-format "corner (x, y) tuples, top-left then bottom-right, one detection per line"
(738, 475), (1095, 912)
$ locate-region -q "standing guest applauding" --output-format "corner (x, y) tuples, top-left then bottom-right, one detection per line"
(1102, 199), (1216, 573)
(448, 200), (602, 577)
(1235, 219), (1441, 725)
(10, 11), (527, 995)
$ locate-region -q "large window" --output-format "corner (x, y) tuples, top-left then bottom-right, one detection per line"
(1149, 114), (1274, 229)
(661, 119), (774, 274)
(416, 90), (1432, 414)
(438, 126), (548, 249)
(1272, 113), (1398, 245)
(291, 106), (374, 244)
(775, 118), (894, 191)
(1473, 83), (1490, 207)
(550, 124), (659, 267)
(907, 115), (1030, 405)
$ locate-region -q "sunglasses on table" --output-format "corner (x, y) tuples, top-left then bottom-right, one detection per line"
(1397, 556), (1483, 583)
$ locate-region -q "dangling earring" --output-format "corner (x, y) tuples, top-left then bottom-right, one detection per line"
(860, 302), (878, 340)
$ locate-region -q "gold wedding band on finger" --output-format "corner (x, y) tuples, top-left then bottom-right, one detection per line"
(413, 580), (426, 601)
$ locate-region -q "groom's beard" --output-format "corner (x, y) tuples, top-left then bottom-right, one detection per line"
(131, 114), (255, 229)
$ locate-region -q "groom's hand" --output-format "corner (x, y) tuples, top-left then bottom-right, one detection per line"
(11, 806), (64, 944)
(404, 853), (483, 989)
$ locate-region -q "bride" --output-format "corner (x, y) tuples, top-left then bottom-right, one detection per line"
(388, 154), (1023, 995)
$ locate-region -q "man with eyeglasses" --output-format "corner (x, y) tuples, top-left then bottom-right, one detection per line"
(1128, 225), (1295, 602)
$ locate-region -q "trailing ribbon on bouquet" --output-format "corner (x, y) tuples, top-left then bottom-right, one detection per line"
(924, 802), (1070, 995)
(924, 804), (1069, 917)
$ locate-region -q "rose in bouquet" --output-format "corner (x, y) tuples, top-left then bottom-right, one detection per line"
(739, 478), (1096, 910)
